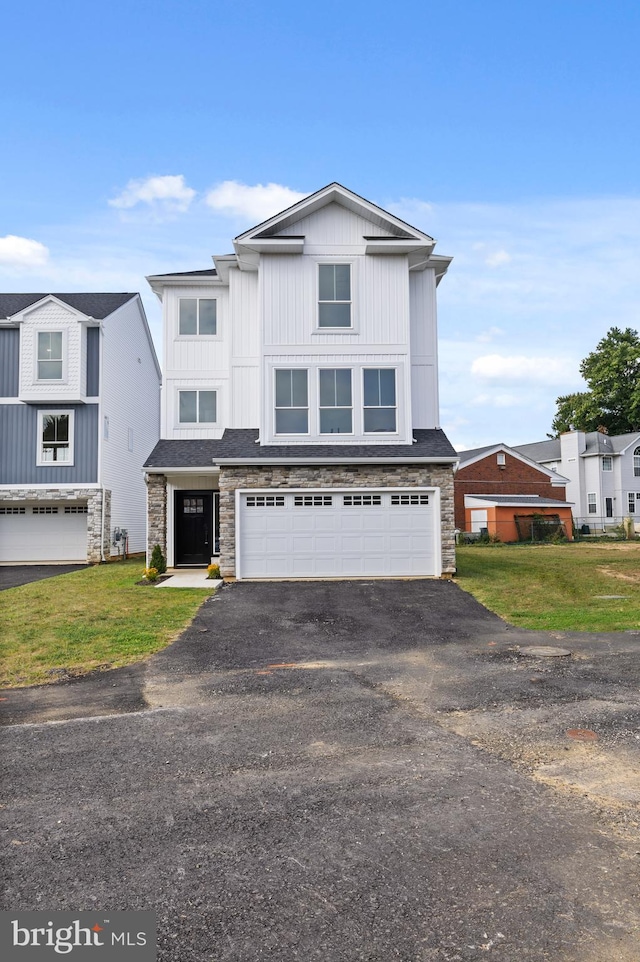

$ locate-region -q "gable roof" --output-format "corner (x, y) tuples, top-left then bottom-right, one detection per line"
(0, 292), (136, 320)
(514, 430), (640, 461)
(456, 442), (569, 482)
(512, 438), (562, 462)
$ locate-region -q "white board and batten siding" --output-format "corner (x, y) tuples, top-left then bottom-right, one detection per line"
(236, 487), (441, 580)
(100, 297), (161, 554)
(409, 268), (439, 429)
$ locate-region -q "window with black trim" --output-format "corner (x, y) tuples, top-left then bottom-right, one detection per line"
(363, 369), (396, 432)
(319, 369), (352, 434)
(318, 264), (351, 328)
(179, 298), (217, 336)
(275, 369), (308, 434)
(179, 390), (217, 424)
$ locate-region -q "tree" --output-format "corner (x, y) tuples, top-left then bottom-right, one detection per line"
(551, 327), (640, 436)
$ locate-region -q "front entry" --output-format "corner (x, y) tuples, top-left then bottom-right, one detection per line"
(175, 491), (217, 565)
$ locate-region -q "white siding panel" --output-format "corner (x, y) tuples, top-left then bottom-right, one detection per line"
(230, 269), (260, 359)
(100, 297), (161, 555)
(232, 366), (261, 427)
(278, 203), (393, 244)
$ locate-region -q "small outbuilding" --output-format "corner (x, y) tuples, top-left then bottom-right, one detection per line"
(464, 494), (574, 542)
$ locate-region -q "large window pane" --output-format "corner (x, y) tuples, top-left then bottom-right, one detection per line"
(275, 408), (308, 434)
(199, 300), (217, 335)
(320, 409), (352, 434)
(38, 361), (63, 379)
(364, 408), (396, 432)
(179, 299), (198, 335)
(319, 369), (351, 407)
(179, 391), (197, 422)
(319, 303), (351, 328)
(199, 391), (217, 422)
(41, 414), (70, 461)
(291, 369), (308, 406)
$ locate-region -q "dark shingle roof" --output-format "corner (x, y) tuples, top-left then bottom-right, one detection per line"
(144, 428), (458, 469)
(148, 269), (218, 279)
(466, 495), (572, 506)
(513, 438), (561, 461)
(0, 293), (136, 319)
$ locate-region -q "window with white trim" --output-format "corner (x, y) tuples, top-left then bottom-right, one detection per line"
(38, 411), (74, 465)
(275, 369), (308, 434)
(319, 369), (352, 434)
(497, 453), (506, 466)
(318, 264), (351, 328)
(179, 298), (217, 336)
(37, 331), (63, 380)
(634, 446), (640, 477)
(602, 456), (613, 471)
(629, 493), (638, 514)
(363, 369), (397, 433)
(178, 390), (217, 424)
(587, 492), (597, 514)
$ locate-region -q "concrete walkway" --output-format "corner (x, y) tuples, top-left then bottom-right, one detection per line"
(155, 568), (222, 589)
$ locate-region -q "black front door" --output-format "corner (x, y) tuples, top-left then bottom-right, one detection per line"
(175, 492), (214, 565)
(605, 497), (614, 518)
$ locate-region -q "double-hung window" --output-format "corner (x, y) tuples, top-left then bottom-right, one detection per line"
(634, 446), (640, 477)
(179, 390), (217, 424)
(363, 369), (397, 433)
(602, 456), (613, 471)
(275, 370), (308, 434)
(37, 331), (63, 380)
(587, 493), (597, 514)
(628, 493), (636, 514)
(319, 369), (352, 434)
(38, 411), (73, 464)
(179, 298), (217, 336)
(318, 264), (351, 328)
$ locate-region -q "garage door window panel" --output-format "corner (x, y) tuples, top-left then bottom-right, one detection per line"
(363, 369), (397, 433)
(275, 370), (308, 434)
(319, 369), (352, 434)
(38, 411), (74, 465)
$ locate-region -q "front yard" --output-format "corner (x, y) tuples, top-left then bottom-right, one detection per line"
(0, 560), (212, 688)
(455, 540), (640, 631)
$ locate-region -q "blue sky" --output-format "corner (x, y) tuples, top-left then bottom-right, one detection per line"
(2, 0), (640, 448)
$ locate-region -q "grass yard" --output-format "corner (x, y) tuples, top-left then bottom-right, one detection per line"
(0, 560), (213, 688)
(455, 541), (640, 631)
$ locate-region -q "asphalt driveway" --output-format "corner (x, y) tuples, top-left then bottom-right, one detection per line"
(0, 563), (87, 590)
(1, 580), (639, 961)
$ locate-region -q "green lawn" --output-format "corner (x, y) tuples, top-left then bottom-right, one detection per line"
(455, 541), (640, 631)
(0, 560), (213, 688)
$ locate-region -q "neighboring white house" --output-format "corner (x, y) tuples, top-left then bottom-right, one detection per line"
(144, 182), (458, 579)
(514, 429), (640, 532)
(0, 293), (161, 562)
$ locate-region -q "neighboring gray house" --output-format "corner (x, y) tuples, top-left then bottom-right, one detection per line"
(514, 429), (640, 532)
(0, 293), (161, 562)
(144, 183), (458, 579)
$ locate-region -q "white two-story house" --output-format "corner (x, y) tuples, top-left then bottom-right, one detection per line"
(0, 293), (161, 563)
(515, 429), (640, 532)
(144, 183), (458, 579)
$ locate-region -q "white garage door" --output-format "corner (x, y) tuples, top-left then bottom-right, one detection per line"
(237, 488), (439, 579)
(0, 504), (88, 562)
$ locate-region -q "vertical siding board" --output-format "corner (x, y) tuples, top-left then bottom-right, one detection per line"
(0, 329), (20, 396)
(86, 327), (100, 396)
(0, 403), (98, 484)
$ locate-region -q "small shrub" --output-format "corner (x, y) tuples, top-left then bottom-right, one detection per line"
(207, 563), (221, 580)
(143, 567), (159, 582)
(150, 545), (167, 574)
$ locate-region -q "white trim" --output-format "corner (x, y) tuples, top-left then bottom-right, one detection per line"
(315, 260), (355, 333)
(362, 366), (399, 437)
(34, 328), (68, 385)
(36, 409), (75, 467)
(176, 296), (220, 340)
(176, 387), (219, 427)
(0, 483), (101, 490)
(457, 444), (571, 483)
(235, 485), (440, 581)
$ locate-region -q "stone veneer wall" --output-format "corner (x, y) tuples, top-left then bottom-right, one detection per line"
(218, 464), (456, 579)
(145, 473), (167, 565)
(0, 487), (110, 563)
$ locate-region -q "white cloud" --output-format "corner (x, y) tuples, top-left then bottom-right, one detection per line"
(485, 249), (511, 267)
(0, 235), (49, 268)
(205, 180), (307, 222)
(472, 392), (525, 408)
(109, 175), (196, 213)
(471, 353), (576, 384)
(475, 325), (504, 343)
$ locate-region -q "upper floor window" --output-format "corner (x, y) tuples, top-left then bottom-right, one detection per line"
(38, 410), (73, 465)
(497, 453), (506, 466)
(37, 331), (63, 380)
(363, 368), (396, 433)
(634, 446), (640, 477)
(319, 369), (352, 434)
(179, 298), (217, 336)
(275, 369), (308, 434)
(602, 455), (613, 471)
(179, 390), (217, 424)
(318, 264), (351, 328)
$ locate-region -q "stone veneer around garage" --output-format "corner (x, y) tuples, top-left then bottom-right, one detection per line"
(218, 463), (456, 579)
(0, 487), (111, 563)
